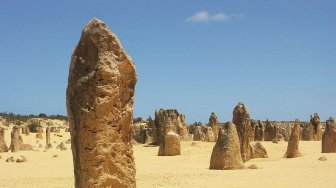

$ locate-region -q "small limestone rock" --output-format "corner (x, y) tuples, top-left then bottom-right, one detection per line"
(35, 128), (43, 139)
(16, 155), (27, 163)
(6, 156), (16, 162)
(158, 130), (181, 156)
(9, 126), (23, 152)
(53, 154), (58, 158)
(0, 127), (9, 152)
(56, 142), (67, 150)
(248, 164), (258, 169)
(322, 117), (336, 153)
(318, 156), (327, 161)
(252, 142), (268, 158)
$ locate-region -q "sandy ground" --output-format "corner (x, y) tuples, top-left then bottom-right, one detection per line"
(0, 129), (335, 188)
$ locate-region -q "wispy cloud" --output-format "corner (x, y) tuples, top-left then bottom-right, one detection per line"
(186, 11), (244, 23)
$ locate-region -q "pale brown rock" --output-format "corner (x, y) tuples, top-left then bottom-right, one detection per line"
(322, 117), (336, 153)
(193, 126), (206, 141)
(208, 112), (219, 141)
(19, 144), (33, 151)
(16, 155), (27, 163)
(209, 122), (244, 170)
(56, 142), (67, 150)
(0, 127), (9, 152)
(254, 120), (264, 141)
(66, 18), (137, 188)
(158, 130), (181, 156)
(232, 102), (252, 162)
(318, 156), (327, 161)
(204, 127), (215, 142)
(6, 156), (16, 162)
(21, 126), (30, 135)
(46, 126), (51, 149)
(285, 119), (301, 158)
(35, 127), (43, 139)
(301, 123), (315, 141)
(9, 126), (23, 152)
(252, 142), (268, 158)
(153, 109), (189, 144)
(264, 119), (279, 141)
(248, 164), (258, 169)
(310, 113), (322, 141)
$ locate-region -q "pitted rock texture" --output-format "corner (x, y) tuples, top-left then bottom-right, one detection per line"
(208, 112), (219, 141)
(0, 127), (8, 152)
(66, 18), (137, 188)
(158, 130), (181, 156)
(322, 117), (336, 153)
(301, 123), (315, 141)
(285, 120), (301, 158)
(254, 120), (264, 141)
(9, 126), (23, 152)
(252, 142), (268, 158)
(232, 102), (252, 162)
(153, 109), (189, 144)
(264, 119), (279, 141)
(209, 122), (244, 170)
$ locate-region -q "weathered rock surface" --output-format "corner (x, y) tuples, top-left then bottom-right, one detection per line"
(46, 126), (52, 149)
(153, 109), (189, 144)
(208, 112), (219, 141)
(204, 127), (215, 142)
(310, 113), (323, 141)
(264, 119), (279, 141)
(254, 120), (264, 141)
(16, 155), (27, 163)
(232, 102), (252, 162)
(35, 127), (43, 139)
(56, 142), (67, 150)
(301, 122), (315, 141)
(6, 156), (16, 162)
(322, 117), (336, 153)
(9, 126), (23, 152)
(66, 18), (137, 188)
(158, 130), (181, 156)
(0, 127), (8, 152)
(193, 126), (206, 141)
(252, 142), (268, 158)
(209, 122), (244, 170)
(285, 120), (301, 158)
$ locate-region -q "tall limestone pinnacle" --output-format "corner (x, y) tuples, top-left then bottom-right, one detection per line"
(66, 18), (137, 188)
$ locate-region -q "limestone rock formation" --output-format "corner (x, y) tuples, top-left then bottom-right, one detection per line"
(285, 119), (301, 158)
(132, 123), (148, 144)
(209, 122), (244, 170)
(21, 126), (30, 135)
(35, 127), (43, 139)
(322, 117), (336, 153)
(232, 102), (252, 162)
(0, 127), (8, 152)
(56, 142), (67, 150)
(9, 126), (23, 152)
(250, 119), (257, 141)
(193, 126), (206, 141)
(208, 112), (219, 141)
(301, 123), (315, 141)
(252, 142), (268, 158)
(204, 127), (215, 142)
(153, 109), (189, 144)
(254, 120), (264, 141)
(158, 130), (181, 156)
(16, 155), (27, 163)
(6, 156), (16, 162)
(310, 113), (323, 141)
(264, 119), (279, 141)
(66, 18), (137, 188)
(46, 126), (52, 149)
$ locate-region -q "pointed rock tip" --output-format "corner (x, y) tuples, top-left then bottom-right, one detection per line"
(83, 17), (109, 33)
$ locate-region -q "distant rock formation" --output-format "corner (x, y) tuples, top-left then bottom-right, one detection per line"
(0, 127), (8, 152)
(209, 122), (244, 170)
(310, 113), (323, 141)
(232, 102), (252, 162)
(264, 119), (279, 141)
(285, 119), (301, 158)
(208, 112), (219, 141)
(250, 119), (257, 141)
(193, 126), (206, 141)
(46, 126), (52, 149)
(322, 117), (336, 153)
(35, 127), (43, 139)
(66, 18), (137, 188)
(252, 142), (268, 158)
(204, 127), (215, 142)
(153, 109), (189, 144)
(158, 130), (181, 156)
(9, 126), (23, 152)
(254, 120), (264, 141)
(301, 122), (315, 141)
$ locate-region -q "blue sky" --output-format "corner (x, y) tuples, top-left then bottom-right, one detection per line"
(0, 0), (335, 123)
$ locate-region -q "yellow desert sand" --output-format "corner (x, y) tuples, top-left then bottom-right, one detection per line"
(0, 127), (335, 188)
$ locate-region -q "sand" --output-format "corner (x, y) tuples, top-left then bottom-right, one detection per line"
(0, 128), (335, 188)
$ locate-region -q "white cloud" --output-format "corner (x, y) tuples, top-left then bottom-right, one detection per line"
(186, 11), (244, 23)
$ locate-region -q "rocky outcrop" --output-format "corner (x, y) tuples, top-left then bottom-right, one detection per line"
(264, 119), (279, 141)
(310, 113), (323, 141)
(208, 112), (219, 141)
(252, 142), (268, 158)
(250, 119), (257, 141)
(35, 127), (43, 139)
(158, 130), (181, 156)
(132, 123), (149, 144)
(193, 126), (205, 141)
(254, 120), (264, 141)
(66, 18), (137, 188)
(285, 120), (301, 158)
(56, 142), (67, 150)
(9, 126), (23, 152)
(232, 102), (252, 162)
(0, 127), (8, 152)
(21, 126), (30, 135)
(209, 122), (244, 170)
(204, 127), (215, 142)
(153, 109), (189, 144)
(301, 122), (315, 141)
(322, 117), (336, 153)
(46, 126), (52, 149)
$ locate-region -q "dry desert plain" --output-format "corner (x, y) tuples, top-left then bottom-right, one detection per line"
(0, 127), (335, 188)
